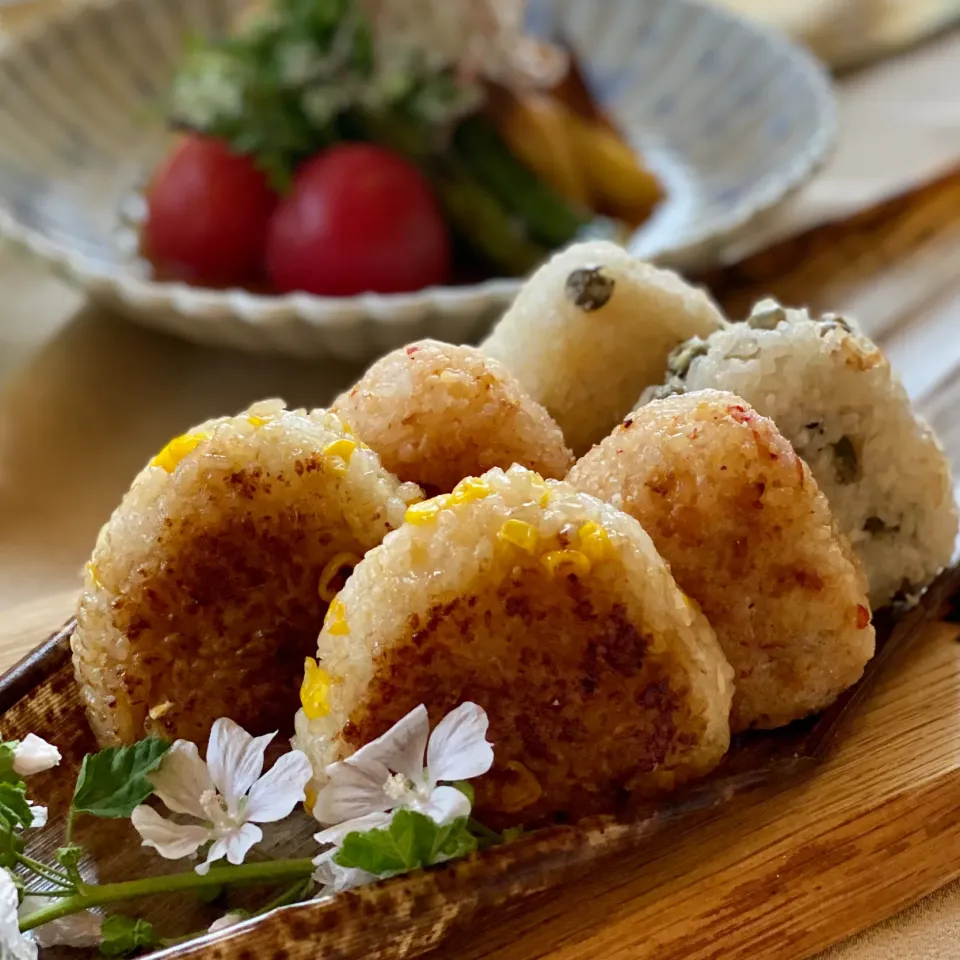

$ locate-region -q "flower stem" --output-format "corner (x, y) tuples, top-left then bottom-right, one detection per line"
(19, 859), (316, 932)
(16, 853), (74, 889)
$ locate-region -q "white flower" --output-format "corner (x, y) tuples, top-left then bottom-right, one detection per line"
(12, 734), (61, 777)
(131, 718), (312, 876)
(312, 702), (493, 836)
(19, 898), (102, 949)
(0, 870), (36, 960)
(27, 805), (47, 830)
(208, 912), (246, 934)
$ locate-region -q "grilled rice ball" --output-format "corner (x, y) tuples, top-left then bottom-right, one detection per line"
(642, 301), (958, 607)
(294, 465), (734, 825)
(333, 340), (574, 495)
(72, 400), (422, 747)
(482, 240), (725, 455)
(568, 390), (876, 731)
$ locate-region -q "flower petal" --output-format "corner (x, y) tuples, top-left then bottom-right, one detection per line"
(131, 805), (211, 860)
(206, 718), (274, 815)
(209, 912), (246, 934)
(27, 805), (47, 829)
(21, 899), (102, 949)
(0, 869), (37, 959)
(312, 853), (378, 898)
(419, 785), (471, 825)
(12, 734), (61, 777)
(197, 823), (262, 875)
(313, 811), (392, 848)
(312, 759), (393, 826)
(345, 704), (429, 782)
(148, 740), (214, 818)
(245, 751), (312, 823)
(426, 702), (494, 782)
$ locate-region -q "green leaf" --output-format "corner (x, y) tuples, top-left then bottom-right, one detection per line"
(0, 814), (24, 868)
(71, 739), (170, 820)
(334, 810), (477, 875)
(0, 782), (33, 830)
(99, 916), (159, 958)
(0, 743), (17, 779)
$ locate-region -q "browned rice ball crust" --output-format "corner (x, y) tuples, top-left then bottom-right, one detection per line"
(72, 400), (421, 747)
(568, 390), (876, 731)
(294, 466), (733, 826)
(333, 340), (574, 494)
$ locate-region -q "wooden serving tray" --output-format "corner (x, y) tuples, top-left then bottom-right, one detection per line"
(1, 569), (958, 960)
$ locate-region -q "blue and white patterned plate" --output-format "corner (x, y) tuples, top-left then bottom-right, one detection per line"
(0, 0), (835, 359)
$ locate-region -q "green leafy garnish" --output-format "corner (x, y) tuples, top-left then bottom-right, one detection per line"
(71, 739), (170, 820)
(99, 916), (160, 958)
(0, 782), (33, 830)
(334, 809), (477, 875)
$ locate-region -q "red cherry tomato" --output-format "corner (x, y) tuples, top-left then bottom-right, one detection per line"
(265, 143), (451, 296)
(144, 134), (277, 287)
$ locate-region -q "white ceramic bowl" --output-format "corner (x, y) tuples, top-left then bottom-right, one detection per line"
(0, 0), (835, 359)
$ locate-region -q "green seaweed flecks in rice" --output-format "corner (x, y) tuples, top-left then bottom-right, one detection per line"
(639, 302), (958, 607)
(294, 465), (734, 826)
(72, 400), (422, 748)
(482, 240), (725, 455)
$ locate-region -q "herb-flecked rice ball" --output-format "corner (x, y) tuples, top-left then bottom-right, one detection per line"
(482, 240), (725, 455)
(294, 465), (734, 826)
(643, 301), (958, 606)
(72, 400), (422, 748)
(569, 390), (876, 731)
(333, 340), (573, 495)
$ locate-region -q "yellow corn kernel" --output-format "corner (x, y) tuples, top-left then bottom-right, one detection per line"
(324, 597), (350, 635)
(451, 476), (492, 505)
(323, 439), (357, 476)
(247, 415), (271, 427)
(500, 760), (543, 813)
(301, 657), (333, 720)
(150, 432), (208, 473)
(304, 785), (318, 814)
(148, 701), (174, 721)
(318, 552), (361, 603)
(529, 474), (550, 507)
(578, 522), (612, 564)
(404, 494), (453, 525)
(498, 519), (540, 554)
(85, 561), (102, 589)
(541, 549), (591, 578)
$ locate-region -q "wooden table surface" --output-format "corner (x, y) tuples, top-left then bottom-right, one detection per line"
(0, 3), (959, 958)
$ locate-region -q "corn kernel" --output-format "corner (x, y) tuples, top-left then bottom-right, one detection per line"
(498, 519), (540, 554)
(304, 786), (318, 814)
(247, 415), (271, 427)
(323, 439), (357, 476)
(85, 561), (102, 590)
(150, 432), (208, 473)
(529, 474), (550, 507)
(541, 549), (591, 578)
(324, 598), (350, 635)
(404, 494), (453, 525)
(301, 657), (333, 719)
(578, 522), (612, 564)
(451, 476), (492, 504)
(500, 761), (543, 813)
(148, 701), (174, 721)
(318, 552), (361, 602)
